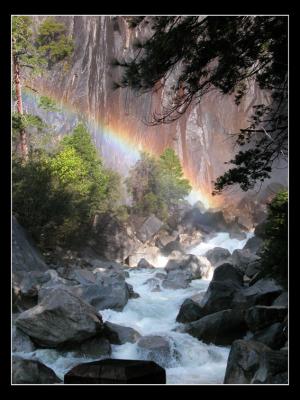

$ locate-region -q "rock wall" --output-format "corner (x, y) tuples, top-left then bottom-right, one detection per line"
(24, 16), (287, 209)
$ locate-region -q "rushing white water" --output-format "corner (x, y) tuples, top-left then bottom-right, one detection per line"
(190, 231), (254, 256)
(13, 231), (252, 384)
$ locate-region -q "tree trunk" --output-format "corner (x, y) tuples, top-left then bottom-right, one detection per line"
(13, 56), (28, 160)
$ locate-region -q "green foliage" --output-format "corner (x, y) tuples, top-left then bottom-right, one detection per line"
(38, 96), (60, 112)
(36, 17), (74, 68)
(260, 190), (288, 287)
(12, 16), (37, 69)
(12, 123), (122, 248)
(126, 148), (191, 220)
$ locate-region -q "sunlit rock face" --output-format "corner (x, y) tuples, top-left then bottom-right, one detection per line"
(25, 16), (287, 211)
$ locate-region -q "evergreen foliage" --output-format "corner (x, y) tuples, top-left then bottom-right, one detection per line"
(126, 148), (191, 220)
(260, 190), (288, 287)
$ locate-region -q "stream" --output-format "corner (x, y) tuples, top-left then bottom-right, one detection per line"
(14, 232), (253, 384)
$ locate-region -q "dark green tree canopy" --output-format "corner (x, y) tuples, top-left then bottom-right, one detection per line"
(114, 16), (288, 193)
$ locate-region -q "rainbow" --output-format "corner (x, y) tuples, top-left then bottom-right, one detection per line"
(22, 85), (220, 209)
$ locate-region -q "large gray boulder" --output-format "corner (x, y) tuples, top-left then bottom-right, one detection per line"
(136, 215), (164, 243)
(165, 254), (212, 280)
(12, 216), (48, 278)
(204, 247), (231, 266)
(137, 258), (155, 269)
(233, 278), (284, 309)
(16, 288), (104, 347)
(62, 336), (111, 358)
(185, 309), (247, 346)
(160, 240), (185, 256)
(162, 270), (191, 289)
(243, 236), (264, 254)
(12, 325), (36, 353)
(39, 270), (130, 311)
(224, 340), (287, 384)
(250, 322), (286, 350)
(181, 208), (228, 233)
(244, 305), (288, 332)
(12, 356), (61, 384)
(104, 321), (141, 344)
(137, 335), (173, 368)
(176, 296), (205, 323)
(231, 249), (260, 272)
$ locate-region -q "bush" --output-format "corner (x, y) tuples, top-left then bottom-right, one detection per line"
(260, 190), (288, 287)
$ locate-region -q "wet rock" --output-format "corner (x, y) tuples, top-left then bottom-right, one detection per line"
(245, 305), (288, 332)
(62, 336), (111, 358)
(126, 283), (140, 299)
(272, 292), (288, 307)
(185, 309), (247, 346)
(245, 261), (262, 279)
(231, 249), (260, 272)
(162, 270), (191, 289)
(154, 272), (167, 280)
(212, 263), (244, 285)
(176, 297), (205, 323)
(243, 236), (264, 254)
(252, 349), (288, 384)
(160, 240), (185, 256)
(64, 359), (166, 384)
(12, 356), (61, 384)
(143, 277), (161, 292)
(223, 340), (271, 384)
(12, 325), (36, 353)
(16, 288), (104, 347)
(250, 322), (286, 350)
(137, 335), (173, 368)
(104, 321), (141, 344)
(137, 258), (155, 269)
(233, 279), (284, 308)
(204, 247), (231, 266)
(136, 215), (164, 243)
(181, 209), (228, 233)
(39, 270), (131, 311)
(165, 254), (212, 280)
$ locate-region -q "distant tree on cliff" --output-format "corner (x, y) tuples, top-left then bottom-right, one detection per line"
(114, 16), (288, 194)
(126, 148), (191, 219)
(12, 16), (74, 160)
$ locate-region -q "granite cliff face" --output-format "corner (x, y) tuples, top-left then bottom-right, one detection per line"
(25, 16), (287, 210)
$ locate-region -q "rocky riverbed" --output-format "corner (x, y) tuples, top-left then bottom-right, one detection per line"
(12, 207), (288, 384)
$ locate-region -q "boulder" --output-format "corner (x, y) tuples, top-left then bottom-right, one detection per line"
(245, 261), (262, 279)
(137, 258), (155, 269)
(176, 297), (205, 323)
(254, 221), (268, 239)
(39, 270), (130, 311)
(90, 213), (138, 262)
(251, 322), (286, 350)
(181, 208), (228, 233)
(243, 236), (264, 254)
(185, 309), (247, 346)
(12, 356), (61, 384)
(165, 254), (212, 280)
(245, 305), (288, 332)
(233, 279), (284, 309)
(272, 292), (288, 307)
(162, 270), (191, 289)
(16, 288), (104, 347)
(252, 350), (288, 384)
(204, 247), (231, 266)
(12, 216), (48, 278)
(137, 335), (173, 368)
(160, 240), (185, 256)
(143, 278), (161, 292)
(62, 336), (111, 358)
(104, 322), (141, 344)
(231, 249), (260, 271)
(126, 283), (140, 299)
(154, 272), (167, 280)
(212, 263), (244, 285)
(136, 215), (164, 243)
(224, 340), (288, 384)
(64, 359), (166, 384)
(223, 340), (271, 384)
(12, 325), (36, 353)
